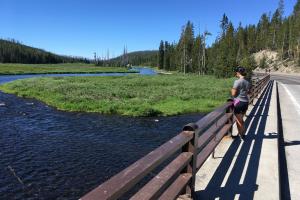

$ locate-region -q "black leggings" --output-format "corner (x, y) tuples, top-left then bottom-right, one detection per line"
(234, 101), (249, 114)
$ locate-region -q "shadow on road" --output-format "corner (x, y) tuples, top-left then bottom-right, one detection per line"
(196, 81), (275, 200)
(284, 140), (300, 146)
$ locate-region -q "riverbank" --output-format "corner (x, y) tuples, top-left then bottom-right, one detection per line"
(0, 75), (234, 116)
(0, 63), (135, 75)
(143, 66), (178, 75)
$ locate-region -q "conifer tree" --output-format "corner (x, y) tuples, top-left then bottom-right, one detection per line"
(164, 41), (171, 70)
(158, 40), (165, 69)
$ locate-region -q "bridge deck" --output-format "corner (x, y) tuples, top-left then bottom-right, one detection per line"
(194, 80), (280, 199)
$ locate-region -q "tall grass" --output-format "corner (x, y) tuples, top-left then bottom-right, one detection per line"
(0, 63), (132, 74)
(0, 75), (234, 116)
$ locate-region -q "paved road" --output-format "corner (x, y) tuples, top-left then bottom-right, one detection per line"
(271, 73), (300, 200)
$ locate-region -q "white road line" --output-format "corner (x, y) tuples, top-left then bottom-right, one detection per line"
(280, 83), (300, 115)
(234, 193), (240, 200)
(220, 139), (244, 187)
(239, 140), (255, 185)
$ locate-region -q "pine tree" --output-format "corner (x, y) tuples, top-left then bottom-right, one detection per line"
(246, 25), (257, 54)
(192, 35), (201, 74)
(164, 41), (171, 70)
(158, 40), (165, 69)
(178, 26), (186, 73)
(292, 0), (300, 62)
(256, 13), (270, 50)
(270, 9), (282, 49)
(202, 31), (211, 75)
(236, 23), (247, 62)
(220, 14), (229, 38)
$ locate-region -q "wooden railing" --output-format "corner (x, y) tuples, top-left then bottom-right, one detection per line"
(249, 74), (270, 104)
(80, 74), (270, 200)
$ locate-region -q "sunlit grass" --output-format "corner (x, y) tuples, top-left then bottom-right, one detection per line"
(0, 63), (132, 74)
(0, 74), (234, 116)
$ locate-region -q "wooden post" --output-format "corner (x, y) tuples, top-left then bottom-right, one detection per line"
(226, 102), (234, 137)
(182, 123), (199, 199)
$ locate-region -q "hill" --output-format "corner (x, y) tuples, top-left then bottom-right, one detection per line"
(254, 50), (300, 73)
(98, 50), (158, 67)
(0, 39), (90, 64)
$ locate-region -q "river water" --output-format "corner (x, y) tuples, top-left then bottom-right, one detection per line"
(0, 67), (156, 84)
(0, 67), (203, 199)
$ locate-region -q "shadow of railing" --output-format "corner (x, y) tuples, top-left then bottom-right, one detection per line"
(196, 80), (274, 200)
(284, 140), (300, 146)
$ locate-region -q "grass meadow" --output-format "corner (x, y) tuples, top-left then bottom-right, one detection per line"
(0, 74), (234, 116)
(0, 63), (133, 74)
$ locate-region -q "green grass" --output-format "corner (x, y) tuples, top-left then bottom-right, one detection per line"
(0, 75), (234, 116)
(0, 63), (134, 74)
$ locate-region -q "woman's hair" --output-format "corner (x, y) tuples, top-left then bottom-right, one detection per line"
(234, 66), (247, 76)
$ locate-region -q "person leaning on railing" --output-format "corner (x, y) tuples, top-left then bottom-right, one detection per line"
(231, 66), (250, 139)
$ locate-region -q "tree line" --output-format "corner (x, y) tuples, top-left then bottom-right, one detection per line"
(0, 39), (90, 64)
(159, 0), (300, 77)
(97, 50), (158, 67)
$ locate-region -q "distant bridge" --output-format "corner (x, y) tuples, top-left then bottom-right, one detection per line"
(79, 73), (299, 200)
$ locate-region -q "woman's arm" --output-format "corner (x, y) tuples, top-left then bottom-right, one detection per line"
(231, 88), (237, 97)
(232, 80), (239, 97)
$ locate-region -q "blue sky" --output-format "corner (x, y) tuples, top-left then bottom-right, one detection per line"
(0, 0), (297, 59)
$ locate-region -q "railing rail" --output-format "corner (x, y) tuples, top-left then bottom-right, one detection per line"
(80, 73), (270, 200)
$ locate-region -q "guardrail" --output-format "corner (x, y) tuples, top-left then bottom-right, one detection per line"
(249, 74), (270, 104)
(80, 74), (270, 200)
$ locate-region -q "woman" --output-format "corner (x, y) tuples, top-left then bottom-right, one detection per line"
(231, 66), (250, 139)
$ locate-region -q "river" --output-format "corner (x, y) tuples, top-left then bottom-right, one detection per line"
(0, 67), (203, 199)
